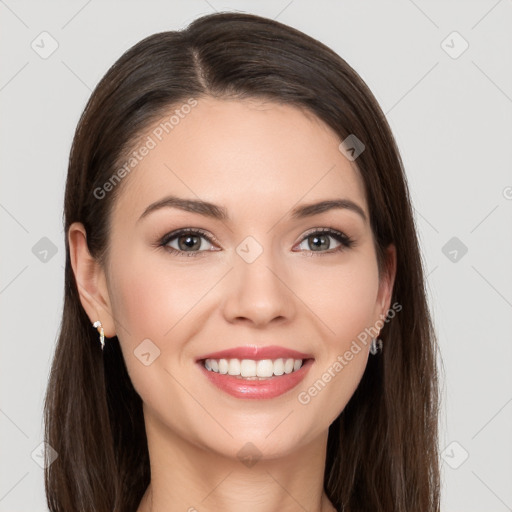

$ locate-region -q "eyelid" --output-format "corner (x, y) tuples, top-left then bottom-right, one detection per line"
(160, 227), (219, 247)
(299, 226), (343, 239)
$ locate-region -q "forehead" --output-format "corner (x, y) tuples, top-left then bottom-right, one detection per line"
(111, 97), (367, 225)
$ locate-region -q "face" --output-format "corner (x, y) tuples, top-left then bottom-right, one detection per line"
(82, 97), (394, 461)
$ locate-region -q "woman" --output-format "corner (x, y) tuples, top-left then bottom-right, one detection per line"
(44, 11), (440, 512)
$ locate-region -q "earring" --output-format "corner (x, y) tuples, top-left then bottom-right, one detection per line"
(370, 337), (382, 355)
(93, 320), (105, 350)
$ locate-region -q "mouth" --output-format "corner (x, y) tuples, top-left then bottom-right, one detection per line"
(201, 357), (310, 379)
(195, 346), (315, 399)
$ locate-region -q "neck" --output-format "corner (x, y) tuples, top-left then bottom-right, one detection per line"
(136, 407), (336, 512)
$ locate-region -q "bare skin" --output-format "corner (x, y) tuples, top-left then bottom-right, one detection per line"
(69, 97), (396, 512)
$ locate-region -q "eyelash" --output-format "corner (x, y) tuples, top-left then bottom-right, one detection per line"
(158, 227), (355, 258)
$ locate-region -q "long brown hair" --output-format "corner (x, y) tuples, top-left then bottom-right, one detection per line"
(44, 12), (440, 511)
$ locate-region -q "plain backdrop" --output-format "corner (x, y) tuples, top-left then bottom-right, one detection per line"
(1, 1), (511, 510)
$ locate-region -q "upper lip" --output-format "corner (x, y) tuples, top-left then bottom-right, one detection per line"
(196, 345), (314, 362)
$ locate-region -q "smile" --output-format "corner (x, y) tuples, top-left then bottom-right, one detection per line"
(198, 357), (314, 399)
(204, 357), (304, 378)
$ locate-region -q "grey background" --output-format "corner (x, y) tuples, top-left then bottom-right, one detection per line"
(1, 0), (511, 510)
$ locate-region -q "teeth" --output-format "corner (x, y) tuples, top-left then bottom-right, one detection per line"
(240, 359), (257, 377)
(218, 358), (229, 374)
(203, 358), (304, 378)
(273, 358), (284, 376)
(228, 359), (241, 376)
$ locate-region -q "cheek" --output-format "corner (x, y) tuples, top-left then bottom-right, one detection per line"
(298, 254), (380, 345)
(106, 249), (211, 404)
(293, 255), (379, 419)
(109, 248), (213, 342)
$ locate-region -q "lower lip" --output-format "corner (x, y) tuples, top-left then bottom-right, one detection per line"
(198, 359), (314, 399)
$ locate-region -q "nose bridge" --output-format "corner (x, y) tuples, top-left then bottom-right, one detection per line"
(221, 234), (294, 325)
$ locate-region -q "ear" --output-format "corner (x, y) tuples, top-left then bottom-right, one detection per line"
(375, 244), (397, 320)
(68, 222), (116, 337)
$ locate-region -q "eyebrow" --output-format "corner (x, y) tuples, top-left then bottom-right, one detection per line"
(137, 195), (367, 223)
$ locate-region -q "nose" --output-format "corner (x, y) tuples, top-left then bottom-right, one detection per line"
(220, 248), (296, 328)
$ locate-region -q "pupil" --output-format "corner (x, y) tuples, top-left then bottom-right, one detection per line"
(179, 235), (200, 251)
(311, 234), (328, 251)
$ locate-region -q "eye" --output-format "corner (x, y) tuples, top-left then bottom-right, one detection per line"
(158, 227), (355, 258)
(159, 228), (217, 257)
(294, 228), (355, 255)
